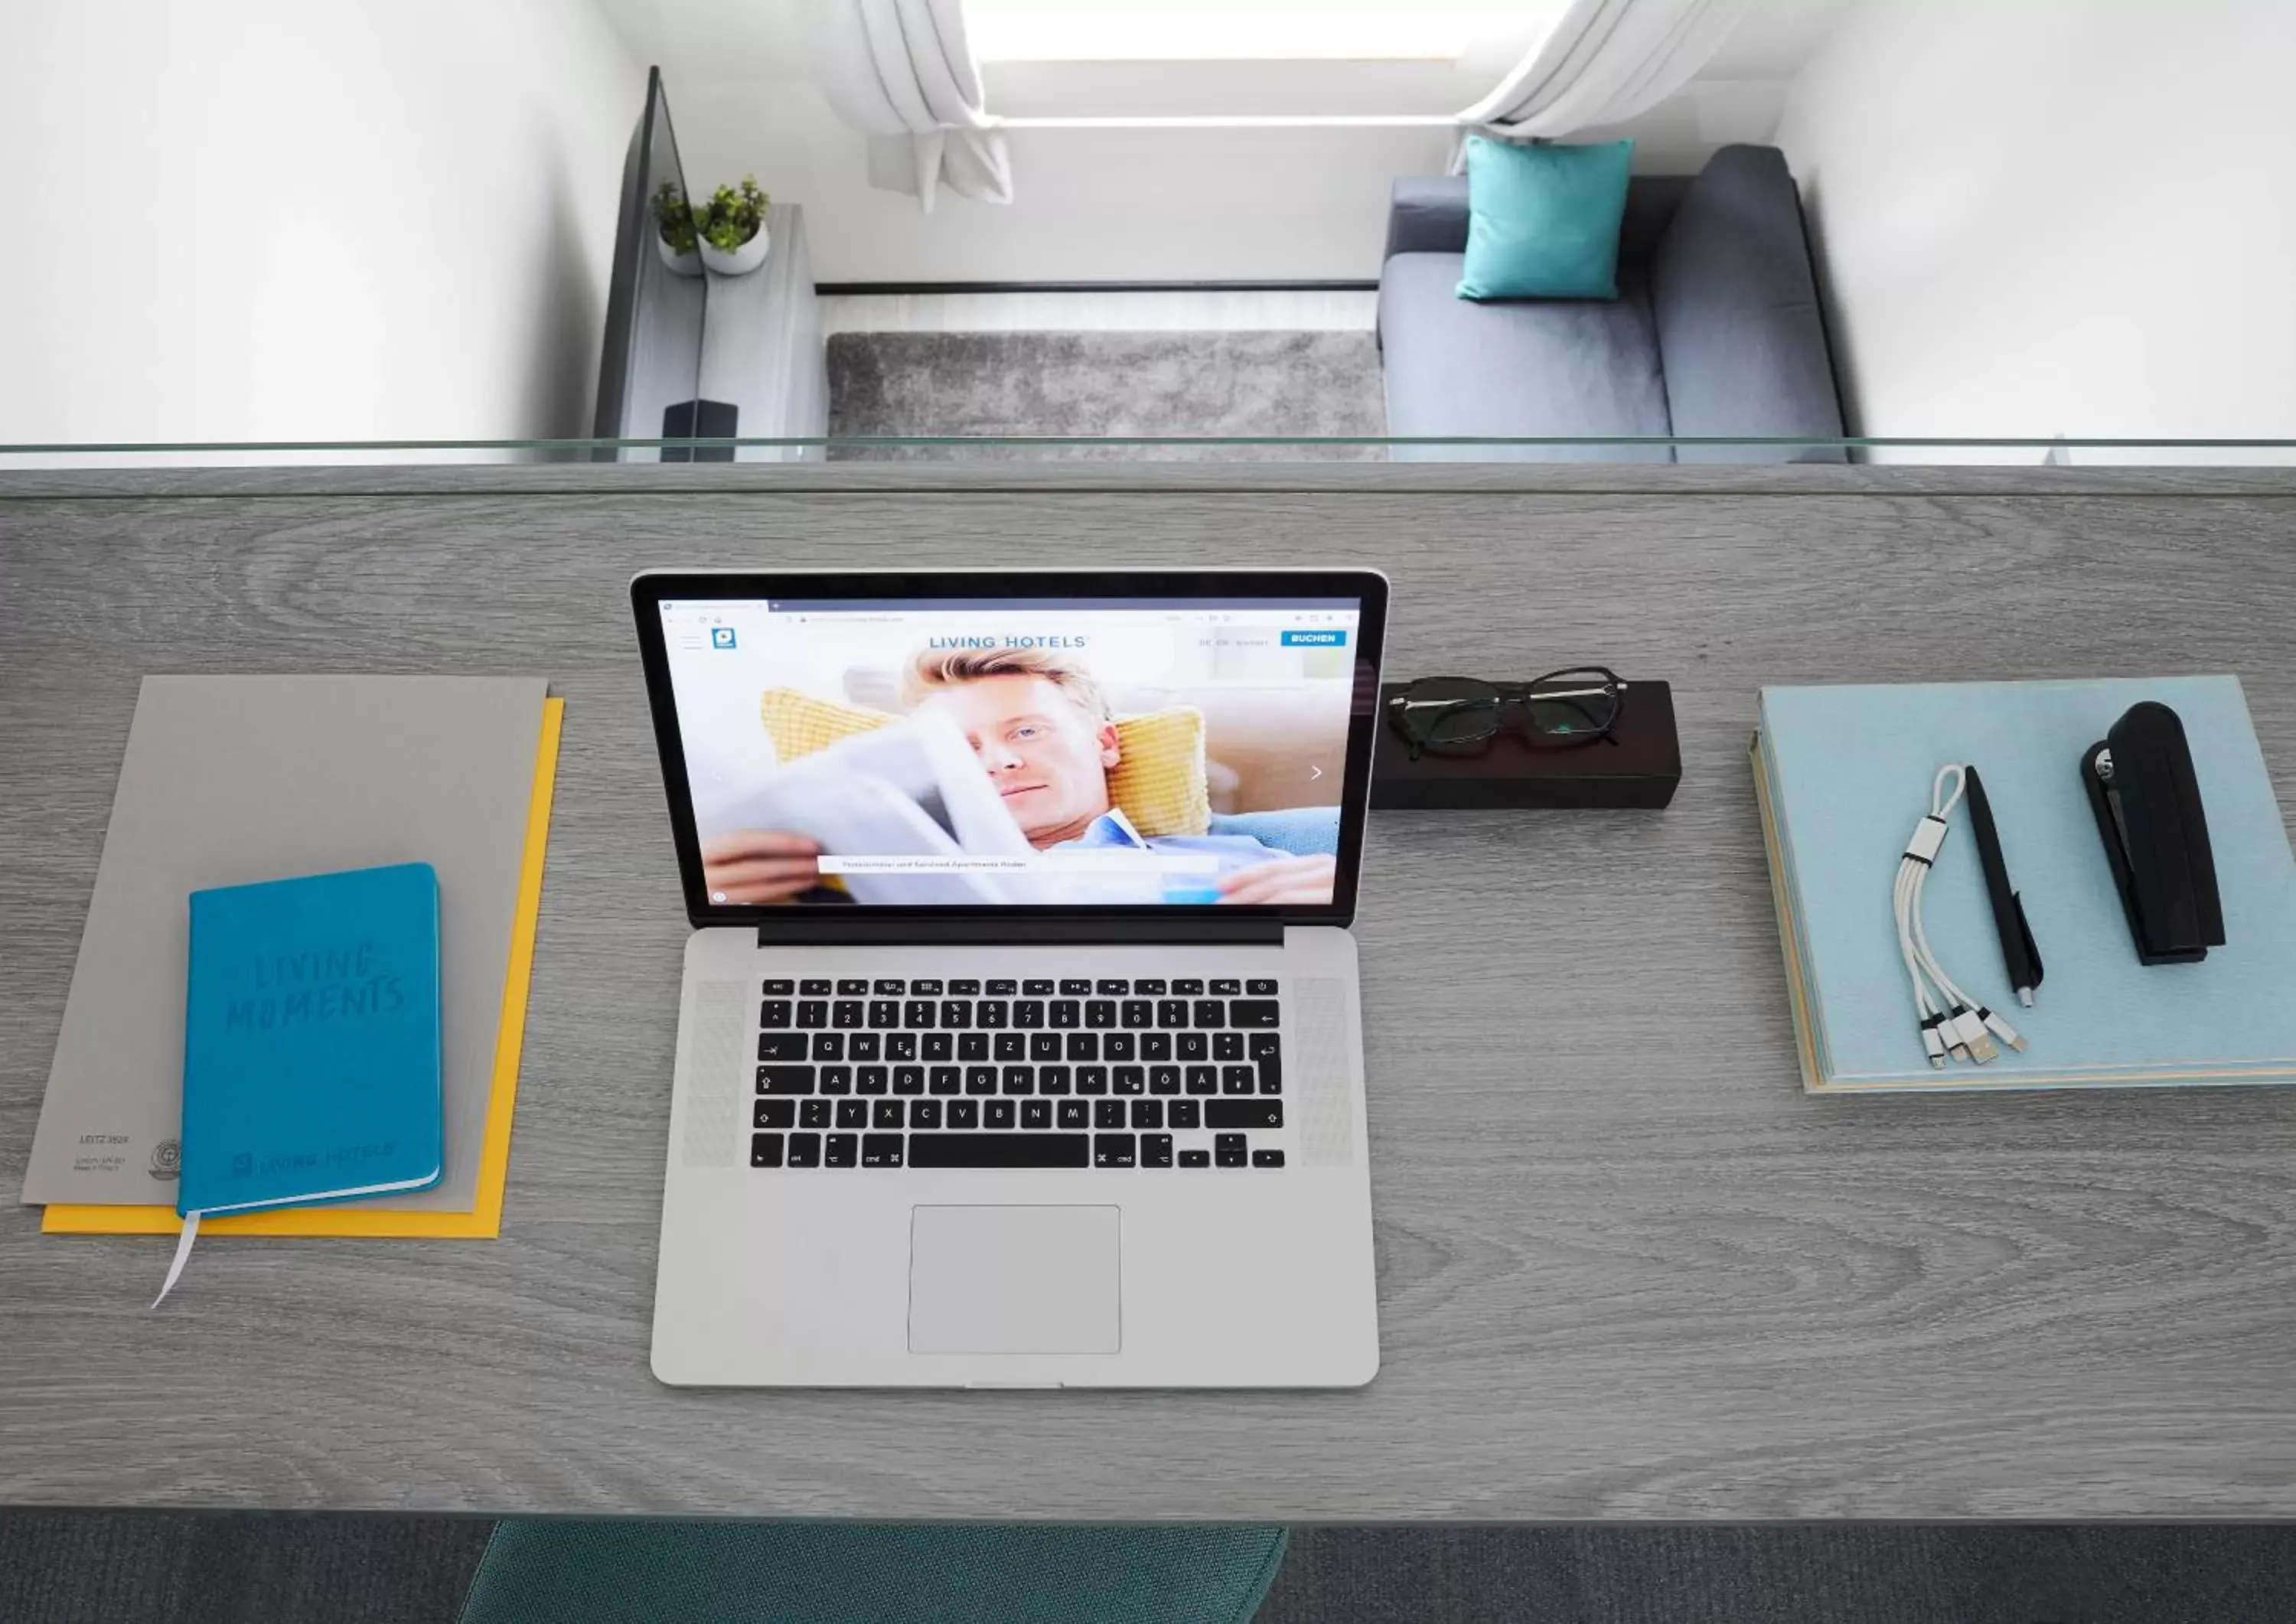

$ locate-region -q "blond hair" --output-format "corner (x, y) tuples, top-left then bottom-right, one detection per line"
(902, 644), (1110, 719)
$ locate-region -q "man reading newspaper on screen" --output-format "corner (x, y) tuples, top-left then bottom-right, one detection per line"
(701, 645), (1337, 908)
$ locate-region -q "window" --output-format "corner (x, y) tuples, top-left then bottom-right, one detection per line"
(967, 0), (1527, 64)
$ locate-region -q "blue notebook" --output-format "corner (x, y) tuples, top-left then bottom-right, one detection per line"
(181, 863), (445, 1217)
(1754, 677), (2296, 1091)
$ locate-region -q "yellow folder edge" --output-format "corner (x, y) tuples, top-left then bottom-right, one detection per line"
(41, 696), (565, 1238)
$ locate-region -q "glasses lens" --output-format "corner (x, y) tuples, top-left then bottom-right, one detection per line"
(1399, 677), (1502, 748)
(1525, 670), (1620, 739)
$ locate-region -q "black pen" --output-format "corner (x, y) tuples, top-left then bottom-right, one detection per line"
(1963, 765), (2043, 1006)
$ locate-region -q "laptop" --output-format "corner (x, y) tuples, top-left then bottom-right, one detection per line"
(631, 569), (1387, 1388)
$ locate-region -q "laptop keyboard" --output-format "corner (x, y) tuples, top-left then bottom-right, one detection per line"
(746, 977), (1285, 1172)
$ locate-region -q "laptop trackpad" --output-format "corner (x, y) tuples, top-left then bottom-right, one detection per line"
(908, 1205), (1121, 1355)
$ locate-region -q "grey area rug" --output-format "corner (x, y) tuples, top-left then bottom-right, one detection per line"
(826, 330), (1386, 460)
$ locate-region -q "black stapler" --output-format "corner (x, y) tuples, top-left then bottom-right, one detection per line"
(2082, 701), (2225, 964)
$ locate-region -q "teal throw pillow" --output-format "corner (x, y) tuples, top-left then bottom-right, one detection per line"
(1456, 135), (1635, 302)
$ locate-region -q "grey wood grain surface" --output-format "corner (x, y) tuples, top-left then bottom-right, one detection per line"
(5, 466), (2296, 1520)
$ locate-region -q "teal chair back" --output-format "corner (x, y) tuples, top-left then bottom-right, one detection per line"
(458, 1521), (1287, 1624)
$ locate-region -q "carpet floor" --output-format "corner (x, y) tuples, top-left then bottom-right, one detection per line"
(6, 1514), (2296, 1623)
(824, 330), (1386, 459)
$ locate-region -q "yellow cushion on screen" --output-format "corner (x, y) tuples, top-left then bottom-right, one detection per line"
(756, 688), (1209, 837)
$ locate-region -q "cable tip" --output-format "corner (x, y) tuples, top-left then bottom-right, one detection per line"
(2017, 987), (2035, 1008)
(1927, 1054), (1945, 1071)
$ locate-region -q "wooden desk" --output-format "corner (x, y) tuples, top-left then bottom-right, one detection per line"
(5, 462), (2296, 1519)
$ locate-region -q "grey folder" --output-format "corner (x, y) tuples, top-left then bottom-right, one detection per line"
(22, 676), (549, 1208)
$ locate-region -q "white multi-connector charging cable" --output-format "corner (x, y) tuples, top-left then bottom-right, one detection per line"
(1894, 765), (2028, 1068)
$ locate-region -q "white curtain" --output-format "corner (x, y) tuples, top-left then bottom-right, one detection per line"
(1455, 0), (1756, 153)
(814, 0), (1013, 211)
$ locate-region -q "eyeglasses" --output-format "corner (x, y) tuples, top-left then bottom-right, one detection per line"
(1385, 667), (1629, 761)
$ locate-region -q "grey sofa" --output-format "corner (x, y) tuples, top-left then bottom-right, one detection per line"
(1378, 143), (1844, 461)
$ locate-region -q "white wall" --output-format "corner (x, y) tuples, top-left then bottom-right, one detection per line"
(0, 0), (639, 448)
(605, 0), (1851, 283)
(1775, 0), (2296, 458)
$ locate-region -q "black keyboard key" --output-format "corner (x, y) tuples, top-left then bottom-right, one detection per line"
(1215, 1133), (1248, 1168)
(959, 1033), (990, 1061)
(1169, 1099), (1202, 1130)
(872, 1100), (905, 1130)
(857, 1065), (889, 1095)
(1050, 1000), (1081, 1029)
(750, 1132), (784, 1168)
(1222, 1065), (1256, 1095)
(1023, 978), (1055, 996)
(1086, 1000), (1117, 1029)
(787, 1132), (822, 1168)
(1076, 1065), (1109, 1095)
(994, 1032), (1026, 1062)
(868, 1000), (900, 1027)
(1173, 979), (1205, 996)
(893, 1065), (925, 1095)
(1156, 999), (1189, 1029)
(987, 979), (1018, 996)
(1149, 1065), (1181, 1095)
(760, 1000), (794, 1029)
(762, 978), (794, 996)
(833, 1000), (866, 1030)
(836, 1099), (868, 1130)
(757, 1065), (815, 1095)
(1097, 979), (1129, 996)
(758, 1032), (808, 1062)
(928, 1066), (961, 1095)
(825, 1133), (858, 1168)
(1142, 1032), (1172, 1061)
(837, 979), (869, 996)
(1143, 1133), (1174, 1168)
(810, 1032), (844, 1062)
(1114, 1066), (1146, 1096)
(1136, 979), (1168, 996)
(800, 978), (832, 996)
(1249, 1032), (1281, 1061)
(887, 1033), (918, 1062)
(1121, 1000), (1153, 1029)
(1061, 979), (1092, 996)
(1094, 1100), (1127, 1130)
(1066, 1032), (1099, 1062)
(924, 1032), (954, 1061)
(1179, 1148), (1211, 1168)
(1001, 1066), (1033, 1095)
(1022, 1099), (1052, 1130)
(911, 1099), (944, 1130)
(1247, 979), (1277, 996)
(1214, 1032), (1244, 1062)
(1013, 1000), (1045, 1029)
(912, 979), (944, 996)
(949, 979), (981, 996)
(863, 1133), (905, 1168)
(1039, 1065), (1072, 1094)
(904, 1000), (937, 1028)
(873, 979), (905, 996)
(1212, 978), (1242, 996)
(909, 1133), (1088, 1169)
(965, 1066), (998, 1096)
(1094, 1133), (1137, 1169)
(1185, 1065), (1218, 1095)
(1030, 1032), (1062, 1062)
(1208, 1100), (1283, 1130)
(755, 1099), (795, 1129)
(986, 1100), (1017, 1130)
(1058, 1100), (1089, 1130)
(1229, 1000), (1280, 1029)
(1258, 1055), (1282, 1094)
(797, 1000), (829, 1029)
(819, 1065), (853, 1095)
(941, 1000), (972, 1029)
(977, 1001), (1009, 1030)
(1104, 1033), (1137, 1063)
(850, 1033), (882, 1062)
(1178, 1032), (1208, 1061)
(948, 1100), (979, 1129)
(801, 1100), (832, 1130)
(1130, 1099), (1163, 1130)
(1193, 1000), (1225, 1028)
(1253, 1149), (1286, 1169)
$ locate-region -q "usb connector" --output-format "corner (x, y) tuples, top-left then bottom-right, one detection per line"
(1948, 1006), (1998, 1063)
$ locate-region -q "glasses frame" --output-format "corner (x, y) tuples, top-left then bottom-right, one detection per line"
(1385, 667), (1630, 762)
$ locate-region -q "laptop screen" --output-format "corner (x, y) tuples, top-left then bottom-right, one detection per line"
(642, 577), (1381, 917)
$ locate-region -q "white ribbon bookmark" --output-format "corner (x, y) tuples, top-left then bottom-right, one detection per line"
(152, 1211), (200, 1308)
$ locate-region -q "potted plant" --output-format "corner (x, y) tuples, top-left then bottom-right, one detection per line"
(694, 176), (771, 276)
(652, 181), (701, 277)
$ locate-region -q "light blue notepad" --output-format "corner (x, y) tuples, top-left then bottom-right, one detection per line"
(1754, 677), (2296, 1091)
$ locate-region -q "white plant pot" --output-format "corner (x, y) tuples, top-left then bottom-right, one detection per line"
(655, 232), (702, 279)
(701, 226), (769, 277)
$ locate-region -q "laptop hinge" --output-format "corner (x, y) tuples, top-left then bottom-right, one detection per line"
(753, 916), (1286, 947)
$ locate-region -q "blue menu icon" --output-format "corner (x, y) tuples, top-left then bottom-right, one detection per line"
(712, 627), (737, 649)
